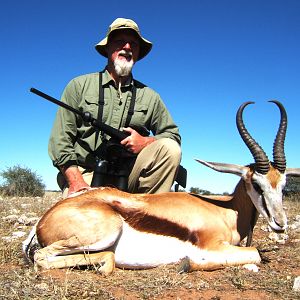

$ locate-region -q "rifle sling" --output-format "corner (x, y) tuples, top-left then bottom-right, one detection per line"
(94, 72), (136, 155)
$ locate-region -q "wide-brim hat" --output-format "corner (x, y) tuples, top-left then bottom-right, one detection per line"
(95, 18), (152, 61)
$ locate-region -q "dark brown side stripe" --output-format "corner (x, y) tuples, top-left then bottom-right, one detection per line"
(110, 202), (199, 246)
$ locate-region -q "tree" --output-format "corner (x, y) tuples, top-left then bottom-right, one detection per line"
(0, 165), (45, 197)
(189, 187), (212, 195)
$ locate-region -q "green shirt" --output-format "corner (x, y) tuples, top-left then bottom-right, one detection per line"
(48, 70), (181, 169)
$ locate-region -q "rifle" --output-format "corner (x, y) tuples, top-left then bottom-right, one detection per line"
(30, 88), (187, 191)
(30, 87), (135, 190)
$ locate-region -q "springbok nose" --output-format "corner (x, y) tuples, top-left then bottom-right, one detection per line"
(273, 218), (287, 231)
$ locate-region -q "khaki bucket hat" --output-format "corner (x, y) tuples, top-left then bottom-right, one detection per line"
(95, 18), (152, 61)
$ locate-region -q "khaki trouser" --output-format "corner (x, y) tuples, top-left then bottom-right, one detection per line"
(59, 138), (181, 198)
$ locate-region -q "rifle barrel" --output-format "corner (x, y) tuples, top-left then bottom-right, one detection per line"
(30, 88), (84, 117)
(30, 87), (128, 141)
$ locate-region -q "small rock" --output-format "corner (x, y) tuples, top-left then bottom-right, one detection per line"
(28, 217), (39, 225)
(21, 203), (32, 209)
(12, 231), (26, 238)
(290, 221), (300, 232)
(17, 215), (38, 226)
(242, 264), (259, 272)
(17, 215), (29, 225)
(198, 280), (209, 289)
(1, 231), (26, 242)
(10, 209), (20, 214)
(2, 215), (19, 223)
(261, 225), (272, 232)
(293, 276), (300, 292)
(35, 282), (49, 291)
(289, 223), (297, 230)
(268, 232), (289, 244)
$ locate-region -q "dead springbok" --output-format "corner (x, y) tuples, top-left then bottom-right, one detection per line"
(23, 101), (300, 274)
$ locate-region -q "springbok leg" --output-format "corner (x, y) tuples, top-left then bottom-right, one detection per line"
(34, 238), (115, 274)
(182, 244), (261, 272)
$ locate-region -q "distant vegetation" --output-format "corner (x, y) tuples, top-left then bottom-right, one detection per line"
(189, 176), (300, 197)
(284, 176), (300, 197)
(0, 164), (298, 198)
(189, 187), (229, 196)
(189, 187), (213, 195)
(0, 165), (45, 197)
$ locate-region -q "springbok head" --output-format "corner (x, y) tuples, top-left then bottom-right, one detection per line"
(196, 101), (300, 232)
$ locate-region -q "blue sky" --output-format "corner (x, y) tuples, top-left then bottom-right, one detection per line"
(1, 0), (299, 193)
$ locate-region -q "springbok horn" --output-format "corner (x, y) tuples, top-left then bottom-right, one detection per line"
(269, 100), (287, 173)
(236, 102), (270, 174)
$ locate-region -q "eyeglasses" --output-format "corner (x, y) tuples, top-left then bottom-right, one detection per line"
(110, 39), (139, 48)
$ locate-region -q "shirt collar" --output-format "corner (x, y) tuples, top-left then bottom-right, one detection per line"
(102, 69), (134, 88)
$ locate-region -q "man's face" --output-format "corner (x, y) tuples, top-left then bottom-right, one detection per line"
(106, 30), (140, 76)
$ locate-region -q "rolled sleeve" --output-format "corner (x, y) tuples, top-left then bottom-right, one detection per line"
(150, 95), (181, 145)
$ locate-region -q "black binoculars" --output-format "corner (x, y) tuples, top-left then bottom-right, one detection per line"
(91, 139), (136, 191)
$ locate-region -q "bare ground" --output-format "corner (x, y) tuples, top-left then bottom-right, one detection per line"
(0, 192), (299, 300)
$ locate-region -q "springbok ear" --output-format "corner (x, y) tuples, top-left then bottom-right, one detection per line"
(285, 168), (300, 177)
(195, 159), (249, 177)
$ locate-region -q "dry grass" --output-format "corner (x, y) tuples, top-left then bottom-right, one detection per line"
(0, 192), (299, 300)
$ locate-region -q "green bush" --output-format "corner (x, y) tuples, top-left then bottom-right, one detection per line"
(0, 165), (45, 197)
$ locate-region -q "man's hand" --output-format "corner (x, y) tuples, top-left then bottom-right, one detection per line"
(61, 165), (90, 197)
(121, 127), (155, 154)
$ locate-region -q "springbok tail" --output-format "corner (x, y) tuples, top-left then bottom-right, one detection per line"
(22, 222), (41, 264)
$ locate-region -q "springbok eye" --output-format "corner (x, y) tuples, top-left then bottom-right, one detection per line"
(252, 181), (263, 194)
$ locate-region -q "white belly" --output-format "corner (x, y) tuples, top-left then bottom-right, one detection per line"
(114, 222), (202, 269)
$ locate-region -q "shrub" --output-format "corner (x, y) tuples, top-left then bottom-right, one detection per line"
(189, 187), (212, 195)
(0, 165), (45, 197)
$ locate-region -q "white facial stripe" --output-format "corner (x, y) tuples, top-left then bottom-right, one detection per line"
(250, 172), (287, 230)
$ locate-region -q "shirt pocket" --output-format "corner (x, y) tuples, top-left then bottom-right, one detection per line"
(130, 104), (149, 127)
(84, 95), (109, 121)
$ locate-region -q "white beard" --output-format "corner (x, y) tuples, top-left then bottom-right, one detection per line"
(114, 54), (134, 77)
